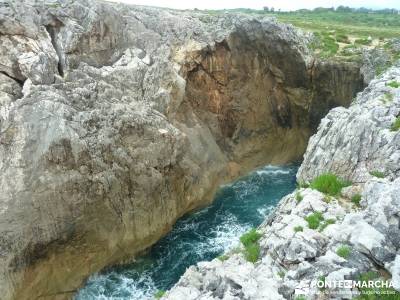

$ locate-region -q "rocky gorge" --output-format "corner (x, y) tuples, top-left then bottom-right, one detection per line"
(164, 67), (400, 299)
(0, 0), (389, 299)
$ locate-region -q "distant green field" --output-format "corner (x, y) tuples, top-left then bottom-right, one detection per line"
(271, 11), (400, 39)
(203, 9), (400, 39)
(201, 9), (400, 63)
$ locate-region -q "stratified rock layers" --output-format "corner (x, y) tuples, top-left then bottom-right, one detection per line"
(0, 0), (363, 299)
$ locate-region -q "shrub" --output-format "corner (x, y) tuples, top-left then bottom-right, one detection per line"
(369, 170), (385, 178)
(387, 80), (400, 88)
(391, 117), (400, 131)
(297, 181), (309, 188)
(351, 194), (362, 206)
(319, 218), (336, 232)
(354, 271), (400, 300)
(154, 290), (166, 299)
(323, 195), (332, 203)
(244, 243), (260, 263)
(318, 275), (326, 291)
(295, 296), (307, 300)
(305, 212), (324, 229)
(240, 229), (262, 247)
(382, 92), (394, 103)
(240, 229), (262, 263)
(296, 192), (303, 202)
(217, 254), (229, 261)
(278, 270), (285, 278)
(294, 225), (304, 232)
(355, 38), (371, 45)
(336, 33), (350, 43)
(336, 245), (351, 259)
(310, 173), (351, 196)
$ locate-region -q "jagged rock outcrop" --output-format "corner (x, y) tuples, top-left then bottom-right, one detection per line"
(0, 0), (364, 299)
(164, 68), (400, 299)
(298, 67), (400, 183)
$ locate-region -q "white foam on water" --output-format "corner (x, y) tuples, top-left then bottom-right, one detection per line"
(76, 270), (158, 300)
(76, 164), (297, 300)
(257, 205), (274, 218)
(255, 166), (291, 176)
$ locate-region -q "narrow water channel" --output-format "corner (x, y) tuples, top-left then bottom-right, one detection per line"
(75, 164), (298, 299)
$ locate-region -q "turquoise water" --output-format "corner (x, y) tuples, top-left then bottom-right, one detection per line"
(75, 164), (298, 300)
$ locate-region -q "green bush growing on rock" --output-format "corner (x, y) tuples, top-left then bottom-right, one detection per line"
(294, 226), (304, 232)
(240, 228), (262, 263)
(336, 245), (351, 259)
(310, 173), (351, 196)
(295, 192), (303, 202)
(297, 181), (309, 188)
(154, 290), (166, 299)
(390, 117), (400, 131)
(305, 212), (324, 229)
(244, 242), (260, 263)
(278, 270), (286, 278)
(217, 254), (229, 261)
(354, 271), (400, 300)
(351, 194), (362, 207)
(369, 170), (385, 178)
(295, 296), (307, 300)
(355, 38), (371, 45)
(319, 218), (336, 232)
(387, 80), (400, 88)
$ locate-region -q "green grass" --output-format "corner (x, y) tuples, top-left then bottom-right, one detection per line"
(294, 225), (304, 232)
(277, 270), (285, 278)
(240, 229), (262, 247)
(310, 173), (351, 196)
(391, 117), (400, 131)
(319, 218), (336, 232)
(217, 254), (229, 261)
(336, 245), (351, 259)
(240, 229), (262, 263)
(382, 92), (394, 103)
(355, 38), (372, 45)
(354, 271), (400, 300)
(323, 195), (332, 203)
(295, 192), (303, 203)
(351, 194), (362, 206)
(305, 212), (324, 229)
(369, 170), (385, 178)
(154, 290), (166, 299)
(268, 11), (400, 39)
(336, 32), (350, 43)
(297, 181), (309, 188)
(387, 81), (400, 88)
(295, 296), (307, 300)
(318, 275), (327, 291)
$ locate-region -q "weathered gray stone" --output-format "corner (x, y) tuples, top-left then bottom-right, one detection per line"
(166, 68), (400, 299)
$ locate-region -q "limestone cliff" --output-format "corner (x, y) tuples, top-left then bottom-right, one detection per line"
(0, 0), (364, 299)
(165, 68), (400, 299)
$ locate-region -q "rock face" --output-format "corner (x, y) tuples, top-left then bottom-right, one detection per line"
(298, 67), (400, 183)
(0, 0), (364, 299)
(165, 68), (400, 299)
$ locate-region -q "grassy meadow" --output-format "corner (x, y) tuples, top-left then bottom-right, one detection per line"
(201, 8), (400, 63)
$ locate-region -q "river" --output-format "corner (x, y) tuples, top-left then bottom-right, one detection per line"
(76, 164), (298, 299)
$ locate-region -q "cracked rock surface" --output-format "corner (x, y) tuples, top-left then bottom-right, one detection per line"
(164, 68), (400, 299)
(0, 0), (365, 299)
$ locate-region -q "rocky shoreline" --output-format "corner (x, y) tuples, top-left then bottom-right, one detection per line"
(164, 68), (400, 299)
(0, 0), (386, 299)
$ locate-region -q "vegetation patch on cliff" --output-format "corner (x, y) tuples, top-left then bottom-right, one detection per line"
(390, 117), (400, 131)
(240, 229), (262, 263)
(310, 173), (351, 196)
